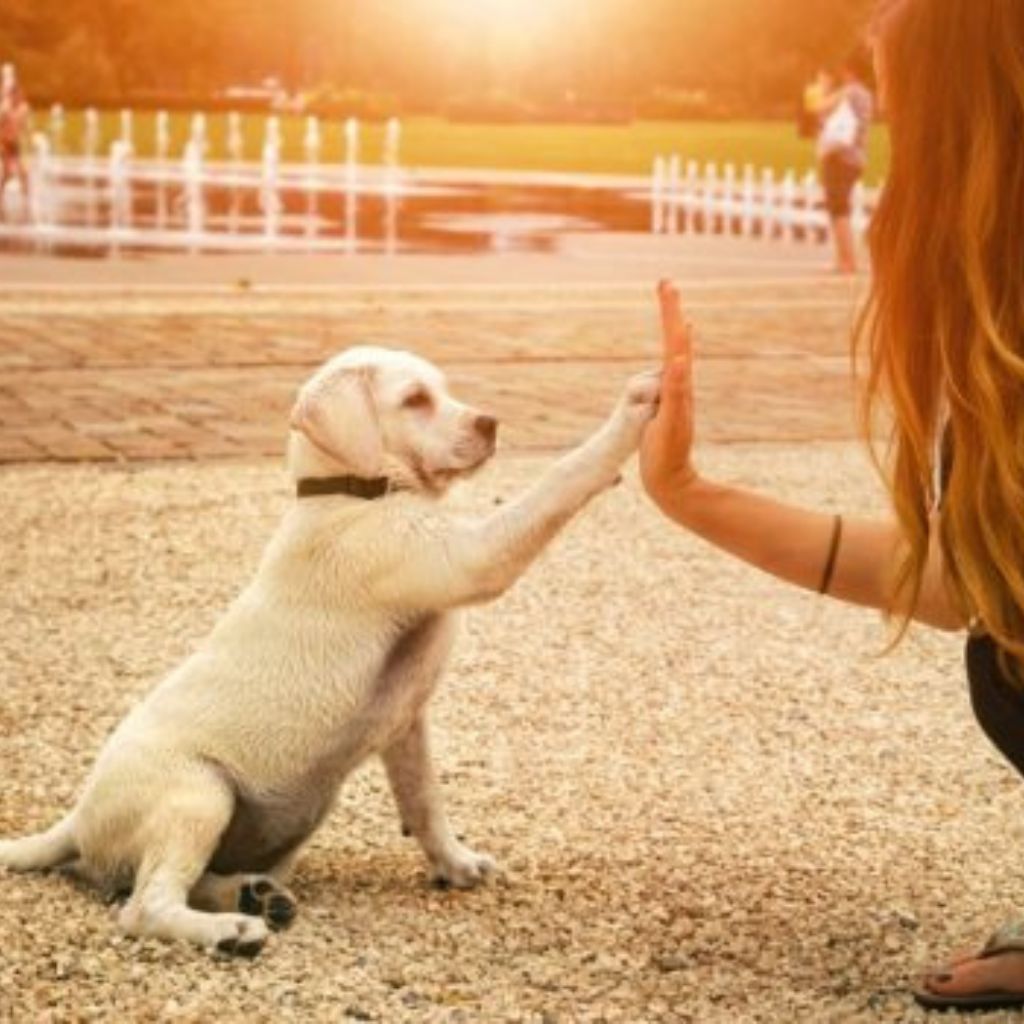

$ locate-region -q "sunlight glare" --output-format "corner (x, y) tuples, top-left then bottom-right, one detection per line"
(441, 0), (556, 32)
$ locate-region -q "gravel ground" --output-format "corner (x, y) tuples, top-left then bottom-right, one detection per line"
(1, 444), (1022, 1023)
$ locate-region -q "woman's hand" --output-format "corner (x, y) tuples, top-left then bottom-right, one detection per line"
(639, 280), (700, 509)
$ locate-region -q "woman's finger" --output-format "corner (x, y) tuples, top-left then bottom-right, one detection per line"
(657, 284), (694, 420)
(656, 354), (692, 432)
(657, 279), (690, 361)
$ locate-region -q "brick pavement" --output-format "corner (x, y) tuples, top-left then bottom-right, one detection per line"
(0, 281), (863, 463)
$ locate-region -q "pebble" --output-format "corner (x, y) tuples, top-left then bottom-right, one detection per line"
(0, 451), (1010, 1022)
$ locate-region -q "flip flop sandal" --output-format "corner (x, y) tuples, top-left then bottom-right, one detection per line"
(913, 921), (1024, 1011)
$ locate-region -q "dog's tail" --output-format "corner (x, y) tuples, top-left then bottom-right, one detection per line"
(0, 814), (78, 872)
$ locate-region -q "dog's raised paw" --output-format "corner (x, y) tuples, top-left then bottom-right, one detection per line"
(237, 876), (298, 932)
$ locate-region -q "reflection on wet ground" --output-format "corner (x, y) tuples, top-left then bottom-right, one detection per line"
(0, 178), (757, 259)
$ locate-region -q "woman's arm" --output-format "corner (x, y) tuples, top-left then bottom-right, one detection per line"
(651, 478), (963, 630)
(640, 281), (966, 632)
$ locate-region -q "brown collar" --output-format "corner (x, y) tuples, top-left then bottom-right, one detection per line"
(296, 475), (393, 500)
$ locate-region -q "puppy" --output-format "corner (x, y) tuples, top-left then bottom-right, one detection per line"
(0, 346), (659, 956)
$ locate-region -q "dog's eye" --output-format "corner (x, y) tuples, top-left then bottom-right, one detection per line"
(402, 389), (433, 411)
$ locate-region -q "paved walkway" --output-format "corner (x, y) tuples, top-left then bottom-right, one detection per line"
(0, 238), (867, 463)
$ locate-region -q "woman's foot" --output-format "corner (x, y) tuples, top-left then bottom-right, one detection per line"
(915, 946), (1024, 1009)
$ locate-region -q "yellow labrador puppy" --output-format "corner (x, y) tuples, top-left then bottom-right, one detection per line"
(0, 346), (659, 956)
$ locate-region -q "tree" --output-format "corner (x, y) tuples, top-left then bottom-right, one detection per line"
(0, 0), (876, 112)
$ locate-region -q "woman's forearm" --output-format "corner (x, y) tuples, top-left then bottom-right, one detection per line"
(651, 477), (963, 629)
(653, 477), (894, 607)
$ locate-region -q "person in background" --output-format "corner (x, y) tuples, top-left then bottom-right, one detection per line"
(641, 0), (1024, 1011)
(0, 63), (31, 217)
(816, 51), (874, 274)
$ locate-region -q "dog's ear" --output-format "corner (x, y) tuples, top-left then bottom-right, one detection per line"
(290, 367), (384, 477)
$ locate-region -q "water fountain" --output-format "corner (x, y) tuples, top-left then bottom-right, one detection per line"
(261, 116), (282, 245)
(651, 156), (665, 234)
(383, 117), (401, 254)
(30, 134), (54, 238)
(667, 155), (681, 235)
(183, 113), (207, 247)
(227, 112), (244, 163)
(227, 111), (244, 233)
(83, 107), (100, 227)
(344, 116), (359, 253)
(303, 115), (321, 241)
(192, 112), (208, 153)
(119, 109), (133, 149)
(108, 139), (133, 253)
(83, 107), (100, 160)
(154, 110), (170, 231)
(383, 117), (401, 168)
(48, 104), (65, 156)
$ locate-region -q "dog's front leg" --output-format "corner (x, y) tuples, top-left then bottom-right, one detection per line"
(455, 370), (661, 602)
(382, 714), (495, 889)
(371, 372), (660, 611)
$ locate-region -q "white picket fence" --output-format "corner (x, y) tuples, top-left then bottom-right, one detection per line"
(649, 155), (874, 243)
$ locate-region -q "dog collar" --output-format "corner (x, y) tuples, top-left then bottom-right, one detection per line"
(296, 475), (394, 500)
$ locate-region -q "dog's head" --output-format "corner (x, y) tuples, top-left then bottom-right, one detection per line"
(288, 346), (499, 495)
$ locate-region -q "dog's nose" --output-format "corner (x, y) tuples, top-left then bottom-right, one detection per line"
(475, 415), (499, 443)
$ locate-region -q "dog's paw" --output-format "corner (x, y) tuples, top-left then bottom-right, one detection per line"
(603, 370), (662, 457)
(212, 914), (271, 958)
(429, 844), (497, 890)
(237, 876), (298, 932)
(621, 370), (662, 422)
(119, 902), (271, 958)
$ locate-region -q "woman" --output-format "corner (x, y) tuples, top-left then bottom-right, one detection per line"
(640, 0), (1024, 1012)
(816, 51), (874, 275)
(0, 64), (30, 215)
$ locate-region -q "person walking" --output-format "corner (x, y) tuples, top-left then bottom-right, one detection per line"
(640, 0), (1024, 1011)
(816, 52), (874, 274)
(0, 63), (31, 217)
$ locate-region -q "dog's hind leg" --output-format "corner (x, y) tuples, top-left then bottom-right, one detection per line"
(117, 778), (270, 957)
(190, 871), (298, 932)
(0, 814), (78, 872)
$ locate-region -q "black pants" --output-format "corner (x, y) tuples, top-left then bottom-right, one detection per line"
(968, 635), (1024, 778)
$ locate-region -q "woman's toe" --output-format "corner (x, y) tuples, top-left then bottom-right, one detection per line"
(923, 945), (982, 977)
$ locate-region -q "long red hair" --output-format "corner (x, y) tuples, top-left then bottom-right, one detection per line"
(858, 0), (1024, 669)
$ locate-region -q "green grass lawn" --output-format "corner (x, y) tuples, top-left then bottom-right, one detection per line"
(46, 111), (889, 185)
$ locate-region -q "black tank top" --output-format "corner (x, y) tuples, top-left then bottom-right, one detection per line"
(967, 633), (1014, 690)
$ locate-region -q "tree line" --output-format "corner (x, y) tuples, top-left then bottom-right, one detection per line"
(1, 0), (875, 117)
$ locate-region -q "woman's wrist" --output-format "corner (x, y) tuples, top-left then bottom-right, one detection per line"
(648, 468), (711, 523)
